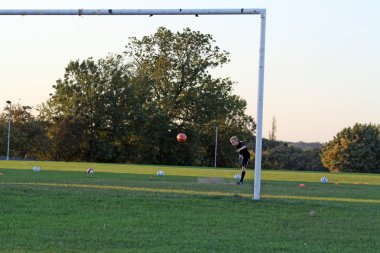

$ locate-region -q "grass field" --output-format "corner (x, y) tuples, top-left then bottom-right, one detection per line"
(1, 161), (379, 252)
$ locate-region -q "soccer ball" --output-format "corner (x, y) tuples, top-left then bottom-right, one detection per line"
(87, 168), (94, 174)
(234, 173), (241, 180)
(33, 166), (40, 172)
(157, 170), (165, 176)
(320, 177), (328, 183)
(176, 133), (187, 143)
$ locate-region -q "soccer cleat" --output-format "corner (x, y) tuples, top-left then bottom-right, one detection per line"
(236, 181), (244, 185)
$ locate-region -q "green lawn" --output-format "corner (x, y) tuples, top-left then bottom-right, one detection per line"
(1, 161), (379, 252)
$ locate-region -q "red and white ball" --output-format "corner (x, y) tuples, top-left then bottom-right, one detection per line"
(176, 133), (187, 143)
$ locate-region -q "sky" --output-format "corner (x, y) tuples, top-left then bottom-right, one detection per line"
(0, 0), (379, 143)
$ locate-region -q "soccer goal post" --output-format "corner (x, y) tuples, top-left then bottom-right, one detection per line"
(0, 8), (266, 200)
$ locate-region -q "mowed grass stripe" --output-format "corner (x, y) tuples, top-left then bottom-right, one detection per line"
(5, 182), (380, 204)
(1, 160), (380, 185)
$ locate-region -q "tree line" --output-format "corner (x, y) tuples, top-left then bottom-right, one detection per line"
(1, 27), (379, 173)
(0, 27), (254, 167)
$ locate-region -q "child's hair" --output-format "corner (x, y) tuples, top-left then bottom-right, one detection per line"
(230, 136), (238, 142)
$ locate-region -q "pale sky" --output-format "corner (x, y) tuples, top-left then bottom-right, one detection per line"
(0, 0), (379, 143)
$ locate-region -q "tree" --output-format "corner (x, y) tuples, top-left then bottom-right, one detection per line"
(125, 27), (255, 166)
(268, 116), (277, 142)
(259, 136), (327, 171)
(0, 104), (47, 160)
(41, 54), (140, 162)
(321, 123), (380, 172)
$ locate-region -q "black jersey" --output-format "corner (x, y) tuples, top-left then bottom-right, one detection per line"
(235, 141), (250, 159)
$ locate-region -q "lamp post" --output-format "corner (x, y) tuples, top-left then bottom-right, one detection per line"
(6, 100), (11, 160)
(214, 125), (218, 168)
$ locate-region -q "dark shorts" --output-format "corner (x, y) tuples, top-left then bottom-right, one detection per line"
(239, 155), (250, 168)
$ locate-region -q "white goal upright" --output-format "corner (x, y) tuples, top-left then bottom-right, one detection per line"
(0, 8), (266, 200)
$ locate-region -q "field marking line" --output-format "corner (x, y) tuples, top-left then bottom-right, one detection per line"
(3, 182), (380, 204)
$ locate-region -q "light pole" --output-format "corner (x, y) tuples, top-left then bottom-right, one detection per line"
(6, 100), (11, 160)
(214, 125), (218, 168)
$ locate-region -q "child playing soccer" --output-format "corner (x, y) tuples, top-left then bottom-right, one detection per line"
(230, 136), (250, 185)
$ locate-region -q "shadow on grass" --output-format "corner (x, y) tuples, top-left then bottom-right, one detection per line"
(2, 168), (380, 205)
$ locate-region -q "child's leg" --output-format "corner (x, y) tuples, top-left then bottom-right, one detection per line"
(240, 166), (246, 182)
(240, 157), (249, 183)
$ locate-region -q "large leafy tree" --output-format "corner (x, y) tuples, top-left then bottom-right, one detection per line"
(125, 27), (255, 166)
(321, 123), (380, 172)
(41, 54), (140, 162)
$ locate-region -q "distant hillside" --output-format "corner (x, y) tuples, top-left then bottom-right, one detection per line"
(288, 141), (323, 151)
(253, 137), (323, 151)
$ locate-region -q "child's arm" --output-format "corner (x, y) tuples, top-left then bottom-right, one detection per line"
(236, 145), (247, 152)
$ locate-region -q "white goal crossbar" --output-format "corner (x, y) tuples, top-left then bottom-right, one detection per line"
(0, 8), (266, 200)
(0, 8), (263, 16)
